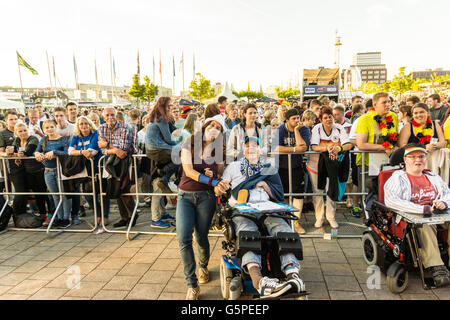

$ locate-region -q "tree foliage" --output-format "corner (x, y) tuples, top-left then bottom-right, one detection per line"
(232, 90), (264, 101)
(276, 88), (300, 99)
(189, 73), (216, 101)
(128, 74), (158, 103)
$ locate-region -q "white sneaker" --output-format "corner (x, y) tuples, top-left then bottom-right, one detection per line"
(286, 273), (306, 293)
(329, 220), (339, 229)
(186, 286), (200, 300)
(258, 277), (291, 298)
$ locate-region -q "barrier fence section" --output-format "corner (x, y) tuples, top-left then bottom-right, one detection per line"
(1, 150), (376, 240)
(0, 156), (98, 236)
(97, 150), (374, 241)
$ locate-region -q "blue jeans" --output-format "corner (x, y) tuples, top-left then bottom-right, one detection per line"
(176, 190), (216, 288)
(44, 169), (72, 220)
(232, 215), (300, 272)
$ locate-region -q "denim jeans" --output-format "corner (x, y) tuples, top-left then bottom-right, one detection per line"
(232, 215), (300, 272)
(44, 169), (72, 220)
(176, 190), (216, 288)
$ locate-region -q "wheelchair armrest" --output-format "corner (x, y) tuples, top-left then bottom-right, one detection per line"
(373, 200), (391, 212)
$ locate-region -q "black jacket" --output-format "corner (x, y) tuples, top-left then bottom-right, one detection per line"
(318, 151), (350, 201)
(104, 155), (131, 199)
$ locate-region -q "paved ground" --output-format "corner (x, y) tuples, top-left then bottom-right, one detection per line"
(0, 227), (449, 300)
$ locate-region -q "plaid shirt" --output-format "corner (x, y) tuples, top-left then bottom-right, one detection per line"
(98, 121), (138, 155)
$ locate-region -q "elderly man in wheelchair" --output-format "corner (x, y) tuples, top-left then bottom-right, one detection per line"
(214, 136), (306, 299)
(382, 143), (450, 288)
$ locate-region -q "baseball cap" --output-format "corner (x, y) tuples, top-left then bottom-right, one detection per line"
(244, 136), (261, 146)
(404, 145), (428, 156)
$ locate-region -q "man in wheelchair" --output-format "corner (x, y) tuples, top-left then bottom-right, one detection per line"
(384, 143), (450, 287)
(215, 136), (305, 298)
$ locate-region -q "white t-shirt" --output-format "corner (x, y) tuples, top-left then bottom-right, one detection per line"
(221, 161), (270, 206)
(307, 123), (351, 172)
(56, 122), (75, 142)
(28, 121), (43, 141)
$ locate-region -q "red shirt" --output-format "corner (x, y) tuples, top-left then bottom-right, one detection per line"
(407, 173), (437, 206)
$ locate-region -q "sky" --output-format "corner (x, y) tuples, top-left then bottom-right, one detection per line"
(1, 0), (449, 95)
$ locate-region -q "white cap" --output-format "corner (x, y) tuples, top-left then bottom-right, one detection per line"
(204, 114), (226, 130)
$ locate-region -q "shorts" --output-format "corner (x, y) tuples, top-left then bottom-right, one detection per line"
(278, 166), (304, 199)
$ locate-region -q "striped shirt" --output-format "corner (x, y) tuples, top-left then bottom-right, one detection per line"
(98, 121), (138, 155)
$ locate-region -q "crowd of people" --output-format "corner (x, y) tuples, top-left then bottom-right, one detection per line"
(0, 90), (449, 299)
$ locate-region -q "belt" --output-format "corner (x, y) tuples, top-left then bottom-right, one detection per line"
(45, 167), (57, 170)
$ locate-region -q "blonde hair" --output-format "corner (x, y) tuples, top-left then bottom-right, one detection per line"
(14, 122), (28, 135)
(302, 110), (317, 122)
(271, 118), (281, 127)
(41, 119), (58, 149)
(88, 112), (100, 127)
(73, 116), (97, 137)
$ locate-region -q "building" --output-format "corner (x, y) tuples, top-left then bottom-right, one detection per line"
(411, 69), (450, 80)
(342, 52), (387, 87)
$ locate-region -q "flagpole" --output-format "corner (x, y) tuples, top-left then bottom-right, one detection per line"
(110, 48), (115, 103)
(16, 56), (24, 102)
(153, 55), (156, 100)
(182, 50), (185, 94)
(160, 49), (162, 88)
(172, 54), (175, 96)
(193, 52), (195, 81)
(94, 55), (99, 104)
(46, 51), (53, 94)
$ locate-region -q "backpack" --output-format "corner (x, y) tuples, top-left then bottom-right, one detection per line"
(0, 205), (13, 231)
(13, 212), (44, 228)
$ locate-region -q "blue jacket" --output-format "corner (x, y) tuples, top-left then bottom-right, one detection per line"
(145, 116), (177, 150)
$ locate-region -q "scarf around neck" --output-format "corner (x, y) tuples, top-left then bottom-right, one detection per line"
(240, 157), (265, 179)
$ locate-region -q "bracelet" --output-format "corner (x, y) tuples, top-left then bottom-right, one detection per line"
(198, 174), (221, 187)
(293, 146), (296, 153)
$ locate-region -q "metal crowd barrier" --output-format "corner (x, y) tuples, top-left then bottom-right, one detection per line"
(0, 150), (378, 240)
(0, 156), (98, 236)
(95, 150), (378, 241)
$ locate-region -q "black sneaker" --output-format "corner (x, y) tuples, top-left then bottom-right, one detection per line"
(58, 219), (71, 229)
(432, 265), (450, 287)
(51, 219), (61, 228)
(113, 220), (127, 228)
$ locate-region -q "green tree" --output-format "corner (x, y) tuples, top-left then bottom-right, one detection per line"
(128, 74), (145, 104)
(233, 90), (264, 101)
(361, 81), (383, 94)
(388, 67), (415, 96)
(189, 73), (216, 100)
(142, 76), (158, 102)
(276, 88), (300, 99)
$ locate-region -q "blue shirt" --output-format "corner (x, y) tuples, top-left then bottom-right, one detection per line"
(35, 136), (70, 168)
(69, 131), (102, 165)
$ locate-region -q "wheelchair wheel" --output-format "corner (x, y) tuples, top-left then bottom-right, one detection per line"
(386, 262), (408, 294)
(220, 258), (233, 300)
(362, 232), (384, 267)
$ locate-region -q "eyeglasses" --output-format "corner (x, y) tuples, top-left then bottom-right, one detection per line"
(405, 155), (426, 160)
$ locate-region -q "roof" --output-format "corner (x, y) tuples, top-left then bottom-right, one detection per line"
(303, 68), (339, 84)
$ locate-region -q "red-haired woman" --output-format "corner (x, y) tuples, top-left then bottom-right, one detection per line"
(145, 97), (178, 196)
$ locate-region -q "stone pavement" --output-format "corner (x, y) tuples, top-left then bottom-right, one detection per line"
(0, 229), (448, 300)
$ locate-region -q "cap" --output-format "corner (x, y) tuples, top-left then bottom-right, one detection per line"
(244, 136), (261, 146)
(285, 108), (300, 120)
(180, 106), (193, 119)
(404, 145), (428, 156)
(204, 114), (226, 130)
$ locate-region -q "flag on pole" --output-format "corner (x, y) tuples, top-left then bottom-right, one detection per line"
(17, 51), (38, 75)
(52, 56), (57, 89)
(73, 54), (79, 90)
(193, 52), (195, 79)
(152, 55), (156, 98)
(179, 51), (184, 72)
(172, 55), (176, 77)
(137, 50), (140, 76)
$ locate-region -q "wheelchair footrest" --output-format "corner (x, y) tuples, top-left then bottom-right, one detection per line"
(277, 232), (303, 260)
(237, 231), (262, 258)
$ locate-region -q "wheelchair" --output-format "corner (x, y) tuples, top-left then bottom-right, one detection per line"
(215, 192), (309, 300)
(362, 163), (450, 293)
